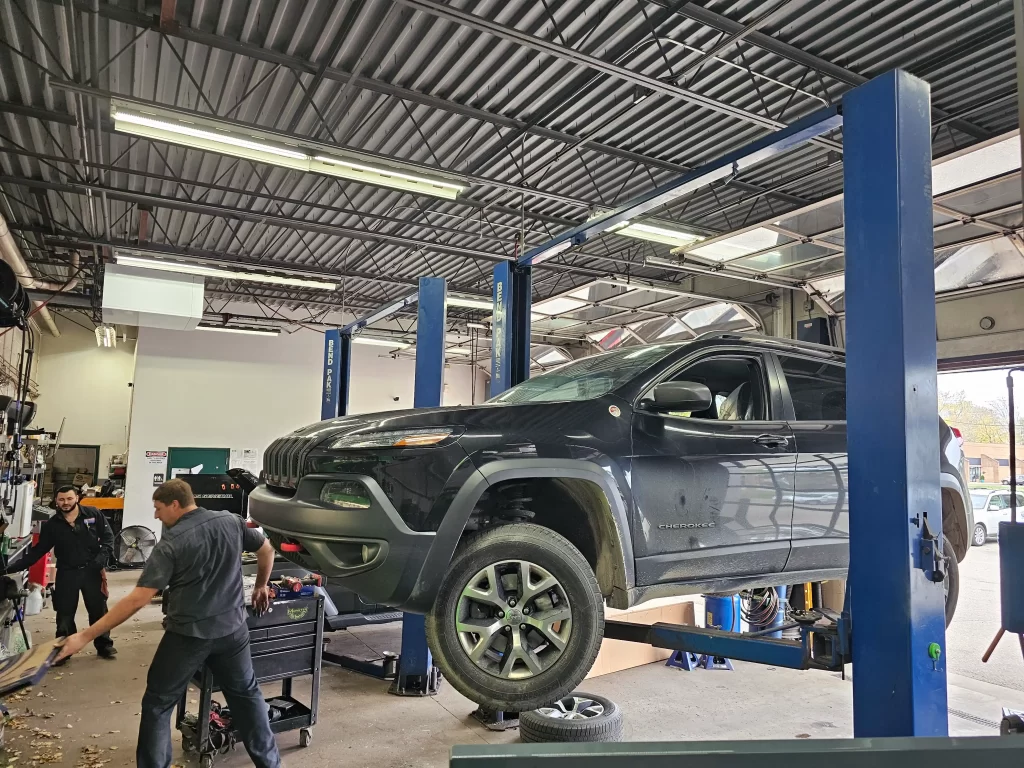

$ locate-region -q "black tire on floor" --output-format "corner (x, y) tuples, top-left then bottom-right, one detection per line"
(425, 522), (604, 713)
(944, 536), (959, 628)
(519, 692), (623, 743)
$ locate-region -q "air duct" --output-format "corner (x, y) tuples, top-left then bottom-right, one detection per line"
(0, 212), (81, 337)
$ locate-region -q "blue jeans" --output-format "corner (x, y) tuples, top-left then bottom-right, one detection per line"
(137, 626), (281, 768)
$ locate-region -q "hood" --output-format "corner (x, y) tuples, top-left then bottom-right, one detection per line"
(288, 401), (515, 443)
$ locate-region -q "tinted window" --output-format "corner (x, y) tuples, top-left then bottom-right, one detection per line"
(970, 492), (989, 509)
(779, 356), (846, 421)
(664, 355), (768, 421)
(490, 344), (678, 404)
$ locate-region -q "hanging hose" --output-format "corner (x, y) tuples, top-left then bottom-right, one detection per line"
(740, 587), (780, 627)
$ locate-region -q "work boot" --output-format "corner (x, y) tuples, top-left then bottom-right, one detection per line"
(98, 647), (117, 660)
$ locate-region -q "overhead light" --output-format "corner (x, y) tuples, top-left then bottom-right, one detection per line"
(110, 99), (465, 200)
(311, 156), (465, 200)
(352, 336), (411, 349)
(617, 223), (703, 248)
(446, 347), (472, 356)
(533, 296), (588, 316)
(196, 325), (280, 337)
(467, 322), (487, 330)
(528, 240), (573, 264)
(95, 325), (117, 348)
(114, 253), (337, 290)
(448, 295), (493, 310)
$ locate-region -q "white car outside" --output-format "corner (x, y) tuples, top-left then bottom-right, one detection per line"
(969, 489), (1024, 546)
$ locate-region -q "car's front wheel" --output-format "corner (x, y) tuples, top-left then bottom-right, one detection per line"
(944, 536), (959, 627)
(426, 522), (604, 713)
(973, 523), (987, 547)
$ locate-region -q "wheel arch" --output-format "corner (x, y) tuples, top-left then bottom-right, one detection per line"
(940, 473), (971, 562)
(409, 459), (634, 611)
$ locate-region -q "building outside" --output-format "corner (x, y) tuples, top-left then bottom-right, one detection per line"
(961, 441), (1024, 484)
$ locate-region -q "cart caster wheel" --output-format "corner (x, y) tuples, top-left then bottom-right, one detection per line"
(299, 728), (312, 748)
(200, 754), (214, 768)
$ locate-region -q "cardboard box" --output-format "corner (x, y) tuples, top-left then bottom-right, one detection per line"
(586, 596), (699, 678)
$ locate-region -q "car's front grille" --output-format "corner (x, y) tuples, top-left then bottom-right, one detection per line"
(263, 436), (315, 489)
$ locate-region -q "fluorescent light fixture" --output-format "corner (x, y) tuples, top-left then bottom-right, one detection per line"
(533, 296), (587, 316)
(933, 135), (1020, 196)
(114, 254), (337, 290)
(95, 325), (117, 348)
(196, 325), (280, 337)
(446, 347), (472, 356)
(448, 295), (493, 310)
(311, 156), (465, 200)
(111, 99), (466, 200)
(467, 322), (487, 330)
(687, 227), (782, 262)
(352, 336), (411, 349)
(617, 223), (703, 248)
(536, 349), (570, 365)
(531, 240), (573, 262)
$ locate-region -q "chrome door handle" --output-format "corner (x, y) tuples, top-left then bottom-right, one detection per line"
(754, 434), (790, 449)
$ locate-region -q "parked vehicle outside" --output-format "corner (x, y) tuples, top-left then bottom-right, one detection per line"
(250, 333), (974, 712)
(969, 487), (1024, 545)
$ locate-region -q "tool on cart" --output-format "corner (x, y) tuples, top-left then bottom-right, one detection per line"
(176, 594), (323, 767)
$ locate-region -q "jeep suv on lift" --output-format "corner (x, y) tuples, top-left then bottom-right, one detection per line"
(249, 334), (973, 713)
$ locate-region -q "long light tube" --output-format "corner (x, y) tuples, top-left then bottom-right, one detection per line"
(114, 254), (338, 291)
(616, 222), (704, 248)
(196, 325), (280, 337)
(352, 336), (411, 349)
(111, 101), (466, 200)
(448, 295), (493, 310)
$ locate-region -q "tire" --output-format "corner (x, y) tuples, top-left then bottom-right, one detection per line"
(425, 523), (604, 713)
(299, 728), (312, 747)
(520, 692), (623, 743)
(972, 523), (987, 547)
(944, 536), (959, 628)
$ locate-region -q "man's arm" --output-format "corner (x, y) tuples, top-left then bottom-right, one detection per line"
(93, 510), (115, 566)
(5, 522), (54, 574)
(56, 586), (158, 660)
(251, 539), (275, 615)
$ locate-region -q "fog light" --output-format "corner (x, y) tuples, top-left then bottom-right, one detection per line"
(361, 544), (380, 563)
(321, 481), (372, 509)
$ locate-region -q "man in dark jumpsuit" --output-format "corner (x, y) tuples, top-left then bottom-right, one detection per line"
(5, 485), (116, 658)
(58, 478), (280, 768)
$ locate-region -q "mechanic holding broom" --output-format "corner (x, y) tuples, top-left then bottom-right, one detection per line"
(4, 485), (116, 660)
(57, 478), (281, 768)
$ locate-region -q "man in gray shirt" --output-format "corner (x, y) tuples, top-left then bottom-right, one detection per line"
(58, 479), (281, 768)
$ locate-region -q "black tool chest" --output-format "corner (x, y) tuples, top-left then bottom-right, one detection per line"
(175, 594), (324, 766)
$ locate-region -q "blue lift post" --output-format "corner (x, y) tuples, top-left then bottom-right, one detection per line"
(389, 275), (446, 696)
(490, 261), (532, 396)
(844, 70), (948, 736)
(320, 329), (351, 420)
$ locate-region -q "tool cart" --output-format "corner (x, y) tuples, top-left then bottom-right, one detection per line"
(175, 593), (324, 767)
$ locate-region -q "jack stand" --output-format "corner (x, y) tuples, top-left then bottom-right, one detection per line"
(323, 647), (398, 680)
(697, 654), (734, 671)
(471, 707), (519, 732)
(666, 650), (701, 671)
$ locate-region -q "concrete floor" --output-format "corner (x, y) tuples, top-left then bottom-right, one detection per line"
(2, 544), (1021, 768)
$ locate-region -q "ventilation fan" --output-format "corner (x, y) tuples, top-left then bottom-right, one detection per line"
(115, 526), (157, 568)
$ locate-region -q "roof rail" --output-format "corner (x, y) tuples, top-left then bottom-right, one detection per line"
(691, 330), (845, 356)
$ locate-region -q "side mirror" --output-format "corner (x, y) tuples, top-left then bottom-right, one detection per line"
(649, 381), (713, 413)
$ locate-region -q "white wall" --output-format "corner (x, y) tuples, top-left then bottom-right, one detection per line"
(35, 314), (135, 475)
(123, 327), (486, 529)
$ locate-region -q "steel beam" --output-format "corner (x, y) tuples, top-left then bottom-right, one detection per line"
(393, 0), (840, 147)
(520, 105), (842, 265)
(844, 70), (947, 737)
(340, 294), (419, 335)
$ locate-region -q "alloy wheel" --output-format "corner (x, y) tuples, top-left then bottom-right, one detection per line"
(535, 696), (606, 721)
(455, 559), (572, 680)
(974, 524), (986, 546)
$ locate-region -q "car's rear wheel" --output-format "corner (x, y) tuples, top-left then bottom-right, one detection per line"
(944, 536), (959, 627)
(426, 522), (604, 713)
(973, 523), (987, 547)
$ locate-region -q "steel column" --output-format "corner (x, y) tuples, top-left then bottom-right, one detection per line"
(320, 330), (351, 420)
(390, 276), (446, 696)
(490, 262), (532, 396)
(844, 70), (947, 737)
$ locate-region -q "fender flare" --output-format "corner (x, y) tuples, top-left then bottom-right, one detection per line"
(408, 459), (635, 611)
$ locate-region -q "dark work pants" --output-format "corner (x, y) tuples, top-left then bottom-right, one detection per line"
(138, 625), (281, 768)
(52, 567), (113, 652)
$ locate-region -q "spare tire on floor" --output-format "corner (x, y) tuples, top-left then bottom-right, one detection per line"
(519, 692), (623, 743)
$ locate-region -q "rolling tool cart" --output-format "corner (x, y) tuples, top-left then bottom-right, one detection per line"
(176, 594), (324, 767)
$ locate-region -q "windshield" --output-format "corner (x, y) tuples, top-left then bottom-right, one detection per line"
(970, 492), (990, 510)
(489, 344), (678, 404)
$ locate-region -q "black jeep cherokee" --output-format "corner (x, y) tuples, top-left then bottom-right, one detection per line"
(249, 333), (972, 712)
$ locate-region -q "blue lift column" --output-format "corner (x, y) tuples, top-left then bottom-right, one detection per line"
(389, 276), (446, 696)
(321, 329), (352, 419)
(490, 261), (532, 396)
(844, 69), (948, 737)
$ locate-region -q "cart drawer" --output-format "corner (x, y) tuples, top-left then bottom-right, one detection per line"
(251, 634), (316, 656)
(249, 621), (318, 643)
(251, 648), (315, 680)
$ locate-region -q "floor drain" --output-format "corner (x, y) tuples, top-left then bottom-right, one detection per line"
(948, 708), (1000, 729)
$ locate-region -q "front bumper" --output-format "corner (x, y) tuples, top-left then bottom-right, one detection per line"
(248, 474), (439, 612)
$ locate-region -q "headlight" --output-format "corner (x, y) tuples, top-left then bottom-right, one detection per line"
(329, 427), (454, 450)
